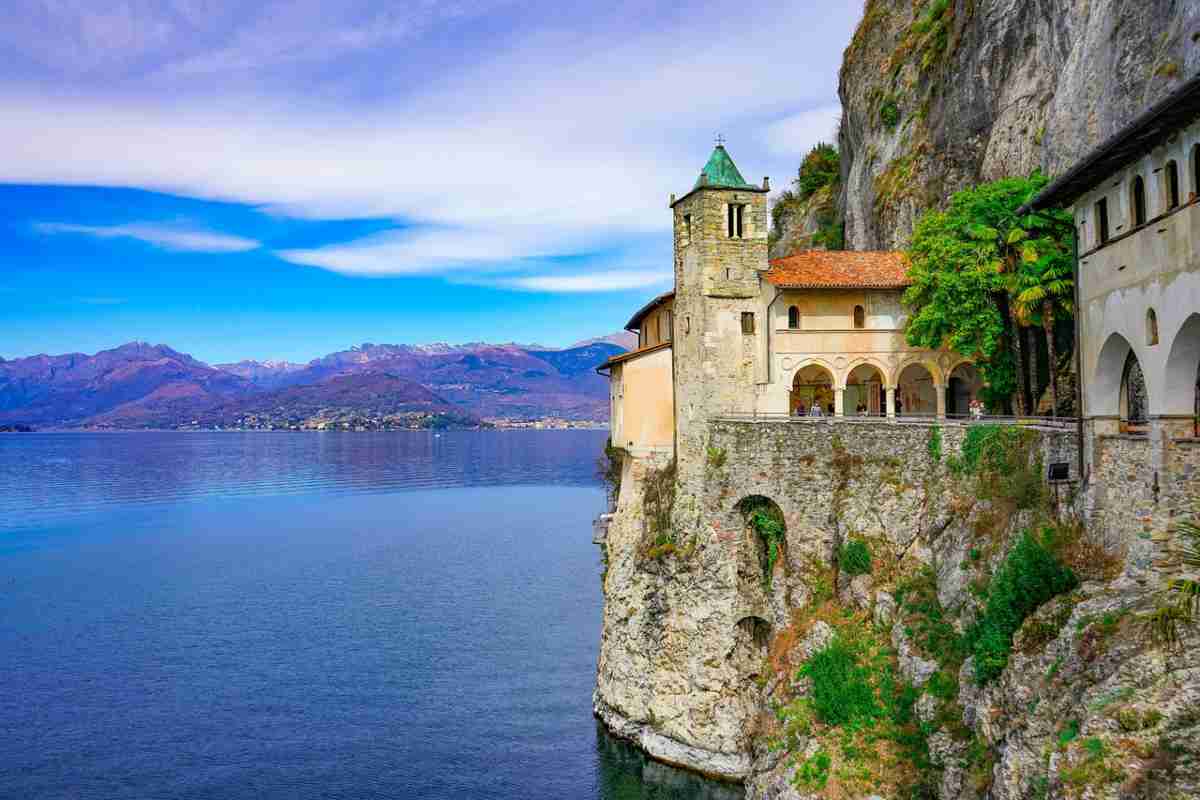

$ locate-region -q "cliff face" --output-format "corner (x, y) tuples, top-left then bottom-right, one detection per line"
(837, 0), (1200, 250)
(595, 423), (1200, 799)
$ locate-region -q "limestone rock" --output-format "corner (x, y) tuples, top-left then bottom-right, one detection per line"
(915, 692), (939, 726)
(838, 0), (1200, 251)
(892, 621), (938, 687)
(873, 590), (896, 627)
(793, 621), (834, 666)
(847, 573), (872, 611)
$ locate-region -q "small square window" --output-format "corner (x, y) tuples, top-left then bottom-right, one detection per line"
(740, 312), (755, 335)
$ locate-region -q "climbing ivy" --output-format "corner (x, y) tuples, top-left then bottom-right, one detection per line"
(751, 510), (786, 589)
(927, 424), (942, 463)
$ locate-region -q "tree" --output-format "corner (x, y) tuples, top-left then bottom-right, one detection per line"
(903, 173), (1074, 413)
(797, 143), (840, 199)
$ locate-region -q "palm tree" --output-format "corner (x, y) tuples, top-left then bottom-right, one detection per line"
(1146, 519), (1200, 647)
(1008, 228), (1074, 416)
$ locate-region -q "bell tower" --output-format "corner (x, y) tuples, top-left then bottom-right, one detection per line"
(669, 143), (770, 492)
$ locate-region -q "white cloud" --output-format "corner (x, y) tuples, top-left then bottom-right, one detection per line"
(0, 1), (860, 276)
(761, 105), (842, 158)
(34, 222), (260, 253)
(488, 270), (673, 294)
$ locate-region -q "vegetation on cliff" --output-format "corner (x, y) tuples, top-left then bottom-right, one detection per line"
(902, 174), (1075, 413)
(770, 142), (844, 256)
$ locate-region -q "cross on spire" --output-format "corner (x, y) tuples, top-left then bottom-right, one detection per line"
(714, 133), (726, 146)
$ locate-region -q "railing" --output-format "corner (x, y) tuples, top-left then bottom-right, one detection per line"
(712, 411), (1079, 430)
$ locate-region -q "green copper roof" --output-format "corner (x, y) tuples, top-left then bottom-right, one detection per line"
(694, 144), (757, 190)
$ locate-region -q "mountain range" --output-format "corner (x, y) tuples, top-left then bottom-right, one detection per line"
(0, 337), (631, 430)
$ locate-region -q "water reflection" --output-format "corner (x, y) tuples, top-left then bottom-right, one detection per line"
(0, 430), (609, 530)
(595, 724), (744, 800)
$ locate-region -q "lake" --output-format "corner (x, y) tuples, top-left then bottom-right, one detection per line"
(0, 431), (739, 800)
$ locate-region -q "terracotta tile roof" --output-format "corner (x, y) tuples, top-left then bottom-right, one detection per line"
(766, 250), (911, 289)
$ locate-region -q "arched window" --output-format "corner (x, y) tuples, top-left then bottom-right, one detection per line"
(1166, 160), (1180, 210)
(787, 306), (800, 329)
(1146, 308), (1159, 346)
(1095, 197), (1110, 245)
(1192, 143), (1200, 200)
(853, 305), (866, 329)
(1132, 175), (1146, 226)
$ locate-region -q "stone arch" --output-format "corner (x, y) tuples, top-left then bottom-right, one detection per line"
(735, 615), (772, 650)
(1091, 331), (1136, 418)
(788, 360), (836, 415)
(844, 360), (889, 416)
(1131, 174), (1147, 226)
(1121, 351), (1149, 427)
(946, 360), (984, 417)
(896, 359), (941, 416)
(1191, 142), (1200, 200)
(735, 496), (786, 591)
(896, 355), (944, 386)
(1162, 313), (1200, 420)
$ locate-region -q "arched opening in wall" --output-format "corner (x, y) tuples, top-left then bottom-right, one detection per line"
(852, 305), (866, 329)
(791, 364), (835, 416)
(947, 362), (984, 417)
(1120, 350), (1149, 433)
(1132, 175), (1147, 226)
(1163, 313), (1200, 438)
(1166, 160), (1181, 210)
(845, 363), (886, 416)
(788, 305), (800, 329)
(897, 362), (938, 416)
(1146, 308), (1159, 346)
(736, 616), (772, 651)
(1192, 143), (1200, 201)
(736, 496), (787, 588)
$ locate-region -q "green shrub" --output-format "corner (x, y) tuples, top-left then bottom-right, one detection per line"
(802, 635), (880, 726)
(839, 539), (873, 576)
(812, 221), (845, 250)
(1058, 719), (1080, 747)
(928, 424), (942, 462)
(797, 142), (840, 199)
(966, 531), (1078, 684)
(794, 749), (831, 790)
(706, 445), (726, 469)
(880, 98), (901, 130)
(953, 425), (1043, 508)
(880, 99), (901, 129)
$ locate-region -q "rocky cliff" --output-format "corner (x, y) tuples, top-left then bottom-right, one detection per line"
(594, 421), (1200, 799)
(834, 0), (1200, 250)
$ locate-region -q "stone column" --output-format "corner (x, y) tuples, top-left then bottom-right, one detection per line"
(886, 387), (896, 419)
(834, 388), (845, 417)
(936, 384), (947, 419)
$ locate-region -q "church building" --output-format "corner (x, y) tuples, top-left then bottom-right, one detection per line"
(600, 144), (979, 457)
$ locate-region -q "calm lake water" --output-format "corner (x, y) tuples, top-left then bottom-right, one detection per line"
(0, 431), (739, 800)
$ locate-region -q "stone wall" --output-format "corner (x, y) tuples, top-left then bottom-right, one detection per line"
(594, 417), (1080, 781)
(1088, 427), (1200, 579)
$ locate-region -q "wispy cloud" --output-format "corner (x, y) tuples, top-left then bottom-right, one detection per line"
(34, 222), (260, 253)
(761, 105), (842, 158)
(491, 270), (672, 294)
(0, 1), (859, 278)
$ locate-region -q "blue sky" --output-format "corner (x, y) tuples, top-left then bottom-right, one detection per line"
(0, 1), (860, 364)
